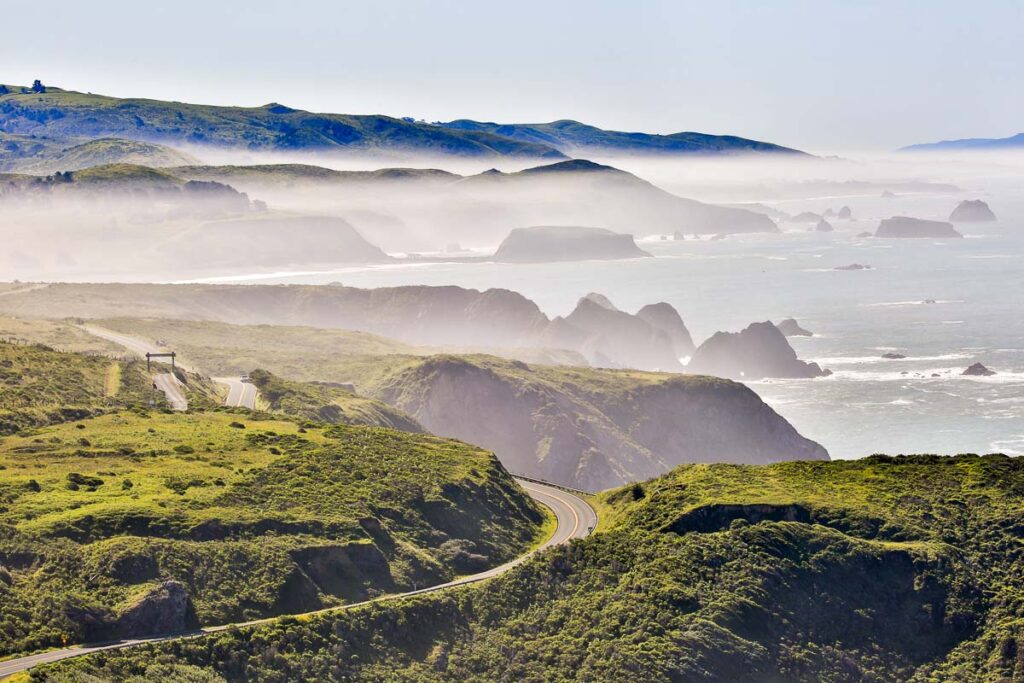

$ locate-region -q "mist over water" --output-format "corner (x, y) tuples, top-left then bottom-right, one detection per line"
(3, 148), (1022, 459)
(168, 152), (1024, 460)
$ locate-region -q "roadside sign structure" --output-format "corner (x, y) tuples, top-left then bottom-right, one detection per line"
(145, 351), (176, 372)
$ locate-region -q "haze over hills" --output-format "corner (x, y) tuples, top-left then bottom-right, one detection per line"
(0, 83), (805, 166)
(437, 119), (807, 156)
(902, 132), (1024, 152)
(173, 158), (778, 251)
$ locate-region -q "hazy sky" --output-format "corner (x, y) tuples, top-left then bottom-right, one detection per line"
(3, 0), (1021, 152)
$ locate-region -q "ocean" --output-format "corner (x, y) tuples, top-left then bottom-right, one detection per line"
(179, 171), (1024, 460)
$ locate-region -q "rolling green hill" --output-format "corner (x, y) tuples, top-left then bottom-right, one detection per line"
(3, 137), (199, 174)
(0, 340), (219, 434)
(247, 369), (423, 433)
(0, 409), (543, 658)
(41, 454), (1024, 682)
(0, 85), (565, 160)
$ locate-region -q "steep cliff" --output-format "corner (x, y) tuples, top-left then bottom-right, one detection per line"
(359, 355), (828, 491)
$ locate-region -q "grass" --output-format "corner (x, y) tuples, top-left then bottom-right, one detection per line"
(0, 409), (544, 658)
(37, 454), (1024, 682)
(0, 340), (164, 434)
(93, 318), (423, 379)
(0, 86), (565, 159)
(0, 317), (125, 356)
(247, 369), (422, 432)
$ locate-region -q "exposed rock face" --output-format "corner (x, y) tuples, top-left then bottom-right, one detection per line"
(876, 217), (963, 238)
(115, 580), (199, 638)
(815, 218), (834, 232)
(493, 226), (651, 263)
(836, 263), (872, 270)
(687, 322), (829, 380)
(949, 200), (996, 222)
(882, 352), (907, 359)
(963, 363), (996, 376)
(636, 302), (696, 357)
(776, 318), (813, 337)
(369, 355), (828, 490)
(545, 296), (684, 371)
(838, 206), (852, 219)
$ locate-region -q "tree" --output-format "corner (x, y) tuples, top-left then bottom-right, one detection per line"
(31, 79), (45, 93)
(0, 85), (9, 96)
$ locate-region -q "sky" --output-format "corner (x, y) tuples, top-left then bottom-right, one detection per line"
(2, 0), (1021, 153)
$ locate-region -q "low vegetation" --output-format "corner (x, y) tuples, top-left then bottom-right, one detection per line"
(37, 454), (1024, 682)
(0, 341), (163, 434)
(0, 410), (544, 658)
(248, 369), (422, 432)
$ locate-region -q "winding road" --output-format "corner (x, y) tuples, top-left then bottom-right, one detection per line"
(0, 479), (596, 680)
(212, 376), (258, 409)
(78, 325), (255, 411)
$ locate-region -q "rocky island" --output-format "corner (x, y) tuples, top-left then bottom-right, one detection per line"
(776, 318), (813, 336)
(493, 225), (652, 263)
(875, 216), (963, 239)
(963, 362), (996, 376)
(949, 200), (996, 222)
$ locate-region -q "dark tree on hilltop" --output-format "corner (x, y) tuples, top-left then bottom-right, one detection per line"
(31, 80), (46, 93)
(0, 85), (9, 95)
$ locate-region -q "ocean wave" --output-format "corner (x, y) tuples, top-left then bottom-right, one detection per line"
(814, 352), (971, 365)
(989, 436), (1024, 456)
(861, 299), (964, 308)
(821, 368), (1024, 383)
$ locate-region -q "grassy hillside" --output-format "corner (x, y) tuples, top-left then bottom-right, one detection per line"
(41, 454), (1024, 682)
(0, 316), (125, 356)
(93, 318), (423, 377)
(4, 137), (199, 174)
(0, 339), (224, 432)
(0, 341), (164, 434)
(0, 410), (544, 658)
(0, 86), (565, 159)
(248, 369), (422, 433)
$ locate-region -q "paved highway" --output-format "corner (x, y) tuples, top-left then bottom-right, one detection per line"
(152, 373), (188, 411)
(78, 326), (258, 411)
(79, 325), (192, 411)
(0, 479), (596, 679)
(212, 377), (258, 409)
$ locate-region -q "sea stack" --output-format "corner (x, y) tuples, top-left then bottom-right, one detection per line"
(949, 200), (996, 222)
(776, 318), (813, 337)
(875, 216), (963, 239)
(963, 363), (996, 377)
(493, 226), (651, 263)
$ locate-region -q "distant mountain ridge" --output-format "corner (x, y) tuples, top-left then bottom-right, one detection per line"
(0, 82), (805, 161)
(439, 119), (807, 156)
(0, 85), (565, 161)
(902, 132), (1024, 152)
